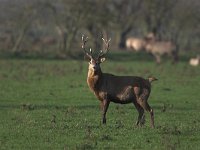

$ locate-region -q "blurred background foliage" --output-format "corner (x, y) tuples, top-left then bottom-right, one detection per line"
(0, 0), (199, 59)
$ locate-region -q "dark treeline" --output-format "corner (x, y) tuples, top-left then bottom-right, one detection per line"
(0, 0), (199, 58)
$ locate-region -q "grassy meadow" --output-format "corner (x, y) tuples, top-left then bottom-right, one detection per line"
(0, 51), (200, 149)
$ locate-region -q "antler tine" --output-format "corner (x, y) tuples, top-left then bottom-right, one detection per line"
(81, 34), (88, 51)
(81, 35), (93, 58)
(98, 37), (111, 58)
(102, 37), (111, 51)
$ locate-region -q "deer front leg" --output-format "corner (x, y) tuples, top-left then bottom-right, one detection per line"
(100, 100), (110, 124)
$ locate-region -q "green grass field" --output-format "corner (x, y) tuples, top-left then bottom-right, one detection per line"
(0, 52), (200, 149)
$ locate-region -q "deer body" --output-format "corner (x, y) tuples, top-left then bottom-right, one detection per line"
(82, 35), (156, 128)
(87, 72), (151, 104)
(146, 41), (176, 55)
(126, 38), (146, 52)
(189, 55), (200, 66)
(144, 37), (178, 64)
(126, 33), (156, 52)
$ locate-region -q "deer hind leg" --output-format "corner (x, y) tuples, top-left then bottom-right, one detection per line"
(154, 54), (161, 64)
(133, 102), (145, 126)
(100, 100), (110, 124)
(171, 51), (178, 64)
(137, 89), (155, 128)
(133, 86), (145, 126)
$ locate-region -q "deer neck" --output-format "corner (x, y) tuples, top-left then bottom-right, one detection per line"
(87, 68), (102, 92)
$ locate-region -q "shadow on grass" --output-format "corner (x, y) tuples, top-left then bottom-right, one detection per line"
(0, 103), (197, 112)
(0, 103), (99, 110)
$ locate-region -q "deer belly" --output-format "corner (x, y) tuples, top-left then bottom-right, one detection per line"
(109, 86), (135, 104)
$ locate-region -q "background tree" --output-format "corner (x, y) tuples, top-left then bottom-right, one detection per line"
(112, 0), (144, 49)
(0, 0), (199, 57)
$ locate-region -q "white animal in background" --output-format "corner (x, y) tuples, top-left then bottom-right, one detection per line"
(189, 55), (200, 66)
(126, 37), (146, 52)
(125, 33), (156, 52)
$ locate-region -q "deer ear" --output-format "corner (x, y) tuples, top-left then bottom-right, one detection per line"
(100, 57), (106, 63)
(84, 55), (91, 62)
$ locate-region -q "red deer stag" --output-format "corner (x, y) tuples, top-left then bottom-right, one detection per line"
(82, 35), (157, 128)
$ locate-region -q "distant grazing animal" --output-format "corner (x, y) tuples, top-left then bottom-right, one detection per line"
(126, 33), (178, 64)
(82, 35), (157, 128)
(189, 55), (200, 66)
(126, 37), (146, 52)
(144, 37), (178, 64)
(125, 33), (156, 52)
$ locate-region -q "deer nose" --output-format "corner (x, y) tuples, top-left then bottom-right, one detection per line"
(93, 66), (96, 70)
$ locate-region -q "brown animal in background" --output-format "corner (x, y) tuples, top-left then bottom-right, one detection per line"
(144, 36), (178, 64)
(82, 35), (157, 128)
(126, 33), (178, 64)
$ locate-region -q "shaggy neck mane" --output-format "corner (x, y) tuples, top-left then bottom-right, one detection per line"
(87, 68), (102, 92)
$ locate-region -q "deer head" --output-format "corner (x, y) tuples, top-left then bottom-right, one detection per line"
(81, 35), (111, 74)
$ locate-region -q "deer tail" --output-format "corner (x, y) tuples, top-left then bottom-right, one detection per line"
(147, 77), (158, 83)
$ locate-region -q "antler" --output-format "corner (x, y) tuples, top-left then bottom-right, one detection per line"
(98, 37), (111, 58)
(81, 35), (93, 59)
